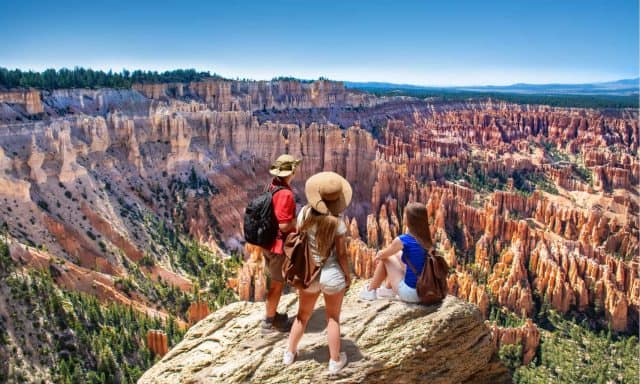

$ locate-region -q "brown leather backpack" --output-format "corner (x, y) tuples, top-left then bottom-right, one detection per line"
(282, 230), (321, 289)
(282, 207), (326, 289)
(405, 249), (449, 305)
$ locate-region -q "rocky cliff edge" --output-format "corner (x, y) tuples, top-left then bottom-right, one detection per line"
(138, 282), (509, 384)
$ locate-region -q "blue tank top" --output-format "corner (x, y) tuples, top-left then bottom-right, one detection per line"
(399, 233), (426, 289)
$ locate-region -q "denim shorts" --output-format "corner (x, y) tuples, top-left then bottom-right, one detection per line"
(398, 280), (421, 303)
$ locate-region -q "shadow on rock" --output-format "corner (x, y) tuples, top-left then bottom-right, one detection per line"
(297, 338), (363, 364)
(303, 307), (329, 333)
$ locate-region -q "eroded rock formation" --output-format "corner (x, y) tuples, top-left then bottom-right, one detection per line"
(236, 244), (267, 302)
(138, 282), (509, 384)
(0, 89), (43, 114)
(0, 79), (637, 364)
(187, 301), (211, 325)
(488, 319), (541, 365)
(146, 330), (169, 357)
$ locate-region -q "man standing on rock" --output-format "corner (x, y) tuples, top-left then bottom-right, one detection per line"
(261, 154), (301, 333)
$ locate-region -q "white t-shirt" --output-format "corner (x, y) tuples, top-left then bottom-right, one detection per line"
(297, 207), (347, 266)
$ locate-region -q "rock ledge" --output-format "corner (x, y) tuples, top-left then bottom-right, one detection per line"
(139, 282), (509, 384)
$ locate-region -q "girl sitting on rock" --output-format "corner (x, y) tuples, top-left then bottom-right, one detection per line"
(283, 172), (352, 374)
(359, 202), (432, 303)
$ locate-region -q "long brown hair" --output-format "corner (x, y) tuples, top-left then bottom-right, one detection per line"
(301, 206), (339, 259)
(404, 202), (433, 250)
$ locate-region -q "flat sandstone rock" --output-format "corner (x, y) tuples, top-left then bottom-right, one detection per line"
(138, 282), (509, 384)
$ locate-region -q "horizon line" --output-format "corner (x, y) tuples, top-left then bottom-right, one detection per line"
(1, 66), (638, 89)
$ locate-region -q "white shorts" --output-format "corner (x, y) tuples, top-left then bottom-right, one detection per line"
(397, 280), (421, 303)
(303, 262), (346, 295)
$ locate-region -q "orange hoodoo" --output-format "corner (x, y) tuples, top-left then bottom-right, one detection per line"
(187, 301), (211, 325)
(146, 330), (169, 357)
(236, 244), (267, 301)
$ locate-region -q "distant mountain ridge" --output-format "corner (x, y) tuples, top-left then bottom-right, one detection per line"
(345, 78), (640, 96)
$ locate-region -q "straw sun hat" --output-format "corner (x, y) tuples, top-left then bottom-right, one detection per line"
(269, 154), (301, 177)
(305, 172), (352, 215)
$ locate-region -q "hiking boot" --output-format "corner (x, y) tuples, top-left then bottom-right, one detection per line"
(261, 312), (292, 334)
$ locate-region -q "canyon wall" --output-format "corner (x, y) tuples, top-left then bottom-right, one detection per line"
(0, 89), (44, 114)
(133, 79), (379, 112)
(0, 79), (637, 338)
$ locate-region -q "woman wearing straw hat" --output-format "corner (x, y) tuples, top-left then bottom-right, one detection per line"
(283, 172), (352, 374)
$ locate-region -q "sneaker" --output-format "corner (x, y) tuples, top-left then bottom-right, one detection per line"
(261, 312), (292, 334)
(359, 284), (377, 301)
(376, 286), (396, 299)
(328, 352), (347, 374)
(283, 350), (296, 366)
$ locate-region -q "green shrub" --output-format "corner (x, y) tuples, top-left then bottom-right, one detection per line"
(499, 343), (523, 371)
(139, 254), (155, 267)
(514, 311), (639, 383)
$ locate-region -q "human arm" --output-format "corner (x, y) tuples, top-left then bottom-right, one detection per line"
(335, 235), (351, 289)
(279, 221), (296, 233)
(375, 237), (403, 263)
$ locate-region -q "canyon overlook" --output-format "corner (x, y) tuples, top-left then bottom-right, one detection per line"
(0, 79), (638, 381)
(138, 282), (511, 384)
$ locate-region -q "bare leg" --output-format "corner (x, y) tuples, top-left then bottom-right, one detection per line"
(368, 260), (387, 290)
(287, 289), (321, 353)
(266, 280), (284, 318)
(323, 290), (345, 361)
(383, 252), (406, 292)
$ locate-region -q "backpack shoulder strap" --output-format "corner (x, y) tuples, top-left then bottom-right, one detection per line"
(298, 206), (314, 234)
(298, 206), (331, 269)
(268, 185), (285, 193)
(264, 178), (287, 192)
(404, 253), (419, 276)
(404, 247), (432, 276)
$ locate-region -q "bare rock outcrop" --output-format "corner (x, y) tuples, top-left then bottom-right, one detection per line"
(133, 79), (376, 112)
(0, 146), (30, 200)
(0, 89), (43, 114)
(138, 282), (509, 384)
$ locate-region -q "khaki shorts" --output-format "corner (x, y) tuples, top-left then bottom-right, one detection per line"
(263, 251), (284, 282)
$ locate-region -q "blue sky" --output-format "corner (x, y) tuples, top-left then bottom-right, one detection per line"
(1, 0), (638, 86)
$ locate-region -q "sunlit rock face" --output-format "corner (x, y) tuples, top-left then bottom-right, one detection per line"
(0, 89), (43, 114)
(138, 283), (511, 384)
